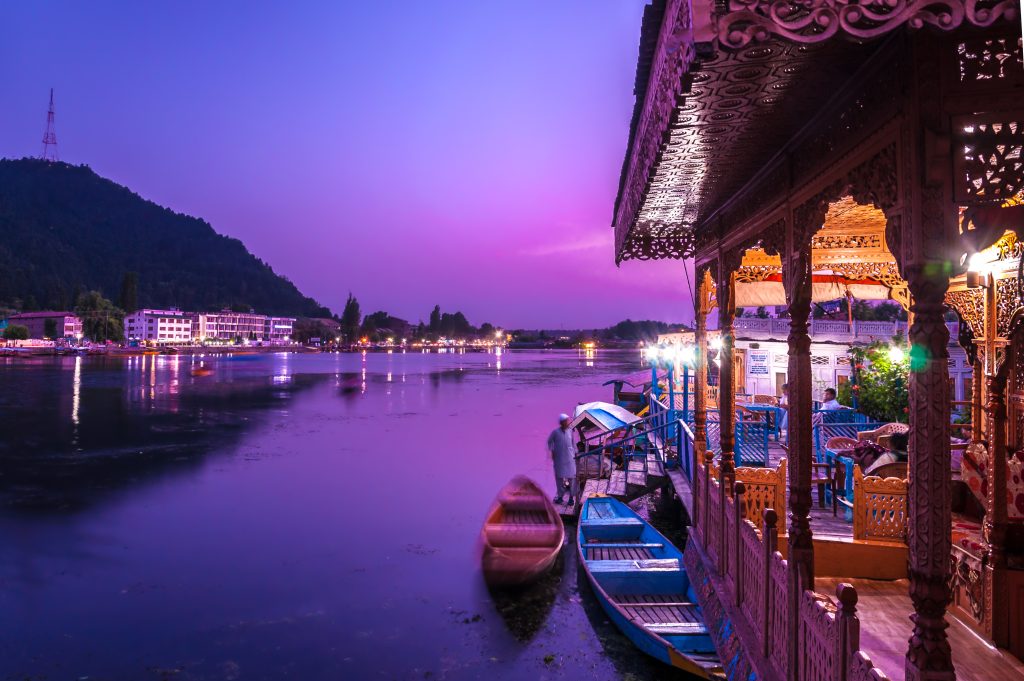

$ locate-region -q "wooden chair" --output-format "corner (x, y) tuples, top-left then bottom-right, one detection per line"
(866, 461), (908, 480)
(836, 466), (909, 543)
(752, 394), (779, 406)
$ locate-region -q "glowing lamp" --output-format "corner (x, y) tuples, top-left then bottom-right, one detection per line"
(888, 346), (905, 363)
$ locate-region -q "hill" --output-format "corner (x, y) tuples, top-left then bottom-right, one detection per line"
(0, 158), (331, 317)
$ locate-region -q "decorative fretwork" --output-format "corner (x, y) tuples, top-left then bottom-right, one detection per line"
(954, 117), (1024, 204)
(950, 547), (986, 623)
(995, 276), (1023, 338)
(616, 224), (696, 261)
(958, 37), (1024, 82)
(735, 264), (782, 283)
(945, 288), (985, 338)
(828, 261), (905, 289)
(717, 0), (1020, 49)
(811, 231), (882, 250)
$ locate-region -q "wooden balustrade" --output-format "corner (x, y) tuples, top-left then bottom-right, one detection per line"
(689, 455), (892, 680)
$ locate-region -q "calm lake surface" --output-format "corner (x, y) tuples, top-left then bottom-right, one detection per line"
(0, 350), (694, 681)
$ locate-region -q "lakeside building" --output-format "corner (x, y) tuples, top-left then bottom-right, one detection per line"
(610, 4), (1023, 680)
(124, 309), (193, 344)
(263, 316), (295, 343)
(8, 311), (83, 339)
(186, 310), (294, 344)
(660, 318), (973, 402)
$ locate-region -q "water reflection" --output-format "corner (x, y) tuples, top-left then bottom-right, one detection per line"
(0, 350), (693, 681)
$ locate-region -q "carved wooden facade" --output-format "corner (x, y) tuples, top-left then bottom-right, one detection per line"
(613, 2), (1023, 679)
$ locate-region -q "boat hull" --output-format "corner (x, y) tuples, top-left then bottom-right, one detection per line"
(577, 496), (721, 678)
(481, 476), (564, 587)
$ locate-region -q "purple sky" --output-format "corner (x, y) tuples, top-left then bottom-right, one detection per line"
(0, 1), (691, 328)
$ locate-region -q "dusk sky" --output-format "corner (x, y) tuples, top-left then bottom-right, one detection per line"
(0, 1), (691, 329)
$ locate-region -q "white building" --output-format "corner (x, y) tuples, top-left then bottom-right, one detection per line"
(659, 318), (973, 403)
(125, 309), (193, 344)
(263, 316), (295, 343)
(187, 310), (295, 344)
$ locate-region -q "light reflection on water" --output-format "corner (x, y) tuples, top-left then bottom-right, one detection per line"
(0, 349), (695, 681)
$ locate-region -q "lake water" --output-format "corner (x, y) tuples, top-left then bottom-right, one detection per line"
(0, 350), (695, 681)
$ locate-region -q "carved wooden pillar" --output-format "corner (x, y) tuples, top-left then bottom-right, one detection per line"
(717, 257), (737, 491)
(984, 368), (1009, 645)
(693, 269), (711, 527)
(905, 264), (954, 681)
(784, 235), (815, 678)
(694, 270), (711, 469)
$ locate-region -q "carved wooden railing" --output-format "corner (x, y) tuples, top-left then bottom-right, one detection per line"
(691, 454), (891, 680)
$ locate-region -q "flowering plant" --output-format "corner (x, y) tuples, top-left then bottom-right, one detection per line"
(837, 339), (910, 423)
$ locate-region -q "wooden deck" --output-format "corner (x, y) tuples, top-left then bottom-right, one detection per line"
(816, 577), (1024, 681)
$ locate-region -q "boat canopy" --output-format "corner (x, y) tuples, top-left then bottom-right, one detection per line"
(571, 401), (642, 434)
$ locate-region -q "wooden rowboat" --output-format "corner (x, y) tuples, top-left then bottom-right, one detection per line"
(481, 476), (565, 586)
(577, 496), (722, 678)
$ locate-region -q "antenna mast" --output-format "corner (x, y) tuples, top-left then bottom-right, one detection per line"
(41, 88), (58, 162)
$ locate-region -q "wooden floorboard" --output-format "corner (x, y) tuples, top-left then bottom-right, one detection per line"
(816, 577), (1024, 681)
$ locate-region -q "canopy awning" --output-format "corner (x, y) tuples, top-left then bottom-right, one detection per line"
(736, 273), (892, 307)
(570, 401), (642, 434)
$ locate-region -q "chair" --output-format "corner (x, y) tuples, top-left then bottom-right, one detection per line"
(857, 422), (909, 443)
(811, 461), (833, 508)
(752, 394), (779, 406)
(835, 466), (909, 543)
(866, 461), (908, 480)
(825, 436), (858, 453)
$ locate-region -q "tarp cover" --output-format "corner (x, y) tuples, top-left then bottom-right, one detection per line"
(571, 401), (642, 433)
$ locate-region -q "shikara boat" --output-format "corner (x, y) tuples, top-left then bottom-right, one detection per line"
(481, 476), (565, 586)
(577, 496), (722, 678)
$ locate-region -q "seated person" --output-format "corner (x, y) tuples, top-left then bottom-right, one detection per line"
(863, 432), (908, 476)
(820, 388), (845, 411)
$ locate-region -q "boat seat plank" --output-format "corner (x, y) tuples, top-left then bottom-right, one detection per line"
(587, 558), (679, 572)
(581, 517), (643, 527)
(619, 601), (696, 608)
(643, 622), (709, 636)
(582, 542), (664, 550)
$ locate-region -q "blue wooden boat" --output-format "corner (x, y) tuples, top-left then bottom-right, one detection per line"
(577, 496), (722, 678)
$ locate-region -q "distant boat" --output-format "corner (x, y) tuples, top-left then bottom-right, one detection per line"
(577, 496), (722, 678)
(190, 365), (213, 377)
(481, 476), (565, 586)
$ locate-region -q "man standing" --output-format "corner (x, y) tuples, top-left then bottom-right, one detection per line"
(547, 413), (578, 506)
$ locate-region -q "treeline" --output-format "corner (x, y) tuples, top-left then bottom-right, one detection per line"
(290, 296), (499, 345)
(0, 158), (331, 318)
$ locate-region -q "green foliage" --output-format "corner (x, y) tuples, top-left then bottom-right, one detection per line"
(119, 271), (139, 313)
(2, 324), (29, 340)
(340, 293), (361, 341)
(602, 319), (675, 342)
(75, 291), (124, 343)
(43, 318), (58, 339)
(847, 340), (910, 423)
(0, 159), (330, 317)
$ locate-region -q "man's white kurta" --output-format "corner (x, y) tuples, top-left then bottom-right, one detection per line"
(547, 427), (576, 478)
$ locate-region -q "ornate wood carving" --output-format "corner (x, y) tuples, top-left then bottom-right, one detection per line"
(718, 251), (739, 490)
(717, 0), (1020, 49)
(945, 287), (986, 338)
(953, 115), (1024, 205)
(905, 263), (955, 681)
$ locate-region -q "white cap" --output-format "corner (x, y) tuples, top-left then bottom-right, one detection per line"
(558, 413), (570, 422)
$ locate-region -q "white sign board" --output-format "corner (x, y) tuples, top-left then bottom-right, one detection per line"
(749, 350), (770, 376)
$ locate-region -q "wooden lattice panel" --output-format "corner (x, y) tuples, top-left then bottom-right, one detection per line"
(852, 466), (909, 543)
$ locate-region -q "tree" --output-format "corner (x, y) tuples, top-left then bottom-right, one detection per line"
(75, 291), (124, 343)
(340, 293), (361, 342)
(428, 305), (442, 333)
(43, 318), (58, 339)
(2, 324), (29, 341)
(479, 322), (495, 338)
(119, 271), (139, 313)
